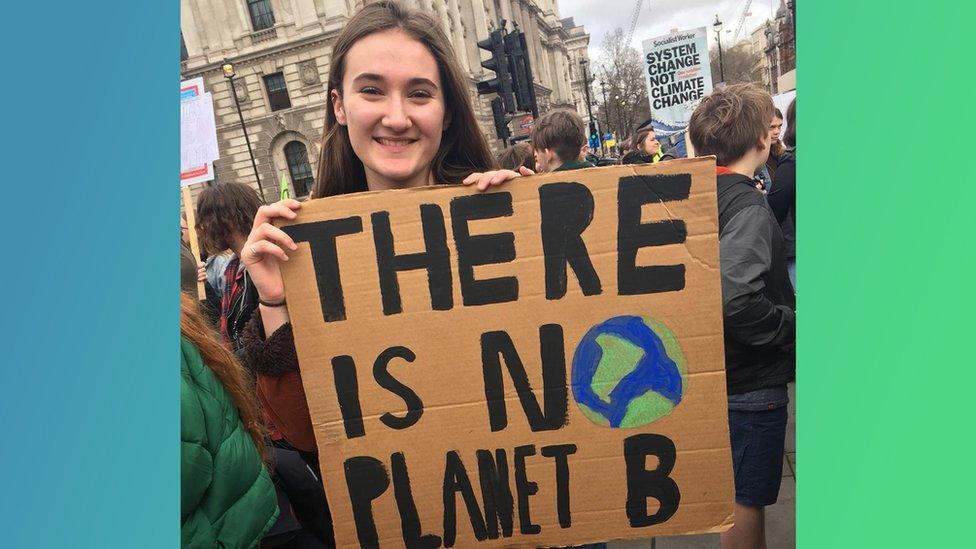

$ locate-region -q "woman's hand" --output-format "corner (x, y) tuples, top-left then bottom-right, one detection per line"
(240, 199), (302, 303)
(461, 166), (534, 191)
(196, 262), (206, 283)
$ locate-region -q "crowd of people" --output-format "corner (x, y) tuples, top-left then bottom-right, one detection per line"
(179, 1), (796, 547)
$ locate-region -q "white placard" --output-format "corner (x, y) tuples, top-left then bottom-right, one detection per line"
(642, 27), (713, 135)
(180, 77), (216, 187)
(181, 93), (219, 173)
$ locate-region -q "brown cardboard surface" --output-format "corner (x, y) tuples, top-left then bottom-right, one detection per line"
(278, 157), (732, 548)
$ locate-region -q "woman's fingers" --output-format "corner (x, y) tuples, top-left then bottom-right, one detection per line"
(242, 223), (297, 266)
(476, 172), (494, 191)
(464, 170), (522, 190)
(518, 166), (536, 176)
(484, 170), (519, 190)
(247, 239), (290, 263)
(252, 200), (302, 229)
(253, 222), (298, 251)
(489, 170), (516, 187)
(469, 170), (516, 191)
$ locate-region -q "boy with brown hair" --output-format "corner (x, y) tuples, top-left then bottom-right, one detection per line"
(689, 84), (795, 549)
(530, 109), (595, 172)
(496, 141), (535, 171)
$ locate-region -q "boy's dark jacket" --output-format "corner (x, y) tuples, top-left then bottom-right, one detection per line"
(717, 172), (796, 394)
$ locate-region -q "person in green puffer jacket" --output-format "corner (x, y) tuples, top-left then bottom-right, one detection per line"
(181, 293), (278, 548)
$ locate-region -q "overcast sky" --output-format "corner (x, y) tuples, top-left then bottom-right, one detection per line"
(558, 0), (783, 61)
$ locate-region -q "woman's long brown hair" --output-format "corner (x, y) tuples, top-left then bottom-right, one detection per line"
(180, 293), (267, 461)
(311, 0), (496, 198)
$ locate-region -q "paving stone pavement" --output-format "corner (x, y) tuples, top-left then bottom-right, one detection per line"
(606, 383), (796, 549)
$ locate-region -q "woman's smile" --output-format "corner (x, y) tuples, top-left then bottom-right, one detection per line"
(374, 136), (418, 153)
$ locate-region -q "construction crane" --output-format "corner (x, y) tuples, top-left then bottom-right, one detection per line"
(624, 0), (645, 48)
(731, 0), (754, 44)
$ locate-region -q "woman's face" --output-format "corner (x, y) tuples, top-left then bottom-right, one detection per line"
(770, 116), (784, 142)
(643, 133), (661, 156)
(332, 29), (448, 191)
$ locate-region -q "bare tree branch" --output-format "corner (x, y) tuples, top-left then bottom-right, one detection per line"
(594, 27), (651, 140)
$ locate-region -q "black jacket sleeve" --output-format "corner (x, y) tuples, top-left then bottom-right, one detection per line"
(720, 205), (796, 349)
(767, 158), (795, 225)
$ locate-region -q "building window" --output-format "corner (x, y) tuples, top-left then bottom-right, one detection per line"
(247, 0), (276, 31)
(263, 73), (291, 111)
(284, 141), (314, 197)
(180, 32), (188, 62)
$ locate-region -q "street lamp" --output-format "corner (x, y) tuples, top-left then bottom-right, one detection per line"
(579, 59), (604, 156)
(713, 15), (725, 84)
(222, 60), (262, 190)
(615, 94), (623, 141)
(599, 80), (611, 142)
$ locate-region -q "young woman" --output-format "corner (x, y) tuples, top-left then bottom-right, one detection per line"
(765, 108), (786, 179)
(238, 9), (602, 547)
(180, 293), (278, 547)
(238, 0), (519, 452)
(620, 126), (662, 165)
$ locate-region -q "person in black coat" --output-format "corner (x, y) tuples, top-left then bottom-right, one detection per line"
(767, 98), (796, 289)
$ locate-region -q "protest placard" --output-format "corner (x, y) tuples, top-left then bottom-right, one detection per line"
(278, 158), (733, 547)
(642, 28), (713, 138)
(180, 77), (217, 187)
(180, 92), (219, 174)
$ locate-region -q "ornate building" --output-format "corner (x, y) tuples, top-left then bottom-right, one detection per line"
(560, 17), (593, 127)
(748, 0), (796, 95)
(180, 0), (591, 201)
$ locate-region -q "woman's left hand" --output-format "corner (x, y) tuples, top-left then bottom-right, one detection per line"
(461, 166), (535, 191)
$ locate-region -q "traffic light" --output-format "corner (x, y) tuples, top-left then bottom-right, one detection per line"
(504, 30), (537, 117)
(477, 29), (515, 114)
(588, 121), (602, 152)
(491, 96), (511, 143)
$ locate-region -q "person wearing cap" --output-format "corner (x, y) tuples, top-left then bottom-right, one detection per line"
(621, 118), (664, 165)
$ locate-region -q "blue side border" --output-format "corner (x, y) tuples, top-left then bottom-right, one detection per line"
(0, 2), (178, 547)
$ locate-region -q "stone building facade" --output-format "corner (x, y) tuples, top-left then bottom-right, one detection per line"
(180, 0), (591, 201)
(560, 17), (593, 127)
(747, 0), (796, 96)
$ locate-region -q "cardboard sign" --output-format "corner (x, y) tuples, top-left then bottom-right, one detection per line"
(279, 158), (732, 548)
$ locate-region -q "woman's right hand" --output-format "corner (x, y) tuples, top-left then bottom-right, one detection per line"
(241, 199), (302, 303)
(461, 166), (535, 191)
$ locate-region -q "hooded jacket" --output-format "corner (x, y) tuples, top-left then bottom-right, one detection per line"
(717, 172), (796, 394)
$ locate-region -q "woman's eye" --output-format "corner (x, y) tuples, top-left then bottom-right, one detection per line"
(360, 87), (382, 95)
(410, 90), (433, 99)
